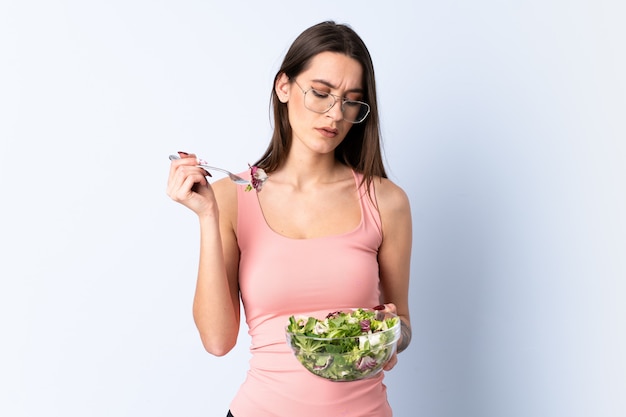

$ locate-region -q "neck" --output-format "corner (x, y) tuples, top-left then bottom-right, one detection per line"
(274, 153), (351, 188)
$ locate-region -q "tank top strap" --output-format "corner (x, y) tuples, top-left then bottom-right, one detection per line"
(353, 170), (383, 239)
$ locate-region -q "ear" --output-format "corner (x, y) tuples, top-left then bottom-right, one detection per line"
(275, 73), (291, 103)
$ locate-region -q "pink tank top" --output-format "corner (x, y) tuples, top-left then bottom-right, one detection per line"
(230, 171), (392, 417)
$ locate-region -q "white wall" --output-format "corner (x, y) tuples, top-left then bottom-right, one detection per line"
(1, 1), (624, 416)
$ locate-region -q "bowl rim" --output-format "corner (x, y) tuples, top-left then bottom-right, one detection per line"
(285, 308), (400, 342)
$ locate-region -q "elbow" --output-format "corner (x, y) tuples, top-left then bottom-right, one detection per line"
(200, 334), (237, 357)
(192, 304), (240, 357)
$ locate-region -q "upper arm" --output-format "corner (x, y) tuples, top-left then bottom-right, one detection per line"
(212, 178), (241, 322)
(375, 179), (412, 325)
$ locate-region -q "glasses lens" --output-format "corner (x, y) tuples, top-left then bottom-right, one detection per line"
(342, 101), (370, 123)
(304, 89), (334, 113)
(303, 89), (370, 123)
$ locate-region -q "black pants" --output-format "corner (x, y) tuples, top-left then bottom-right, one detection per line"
(226, 411), (234, 417)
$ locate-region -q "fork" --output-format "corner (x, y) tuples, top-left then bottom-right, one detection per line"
(168, 154), (249, 185)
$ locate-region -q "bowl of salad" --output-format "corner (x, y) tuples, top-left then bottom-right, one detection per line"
(285, 308), (400, 382)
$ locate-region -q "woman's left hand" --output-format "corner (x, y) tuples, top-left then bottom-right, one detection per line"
(376, 303), (401, 372)
(383, 352), (398, 371)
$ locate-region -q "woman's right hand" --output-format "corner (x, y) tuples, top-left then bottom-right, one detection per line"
(166, 151), (217, 217)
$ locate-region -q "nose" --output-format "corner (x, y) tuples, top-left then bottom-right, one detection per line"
(325, 99), (344, 122)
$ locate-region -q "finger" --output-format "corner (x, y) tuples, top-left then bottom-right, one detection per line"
(179, 169), (209, 193)
(169, 153), (212, 178)
(181, 173), (208, 197)
(168, 159), (205, 184)
(170, 174), (208, 203)
(167, 165), (208, 200)
(171, 155), (199, 169)
(373, 303), (396, 313)
(167, 162), (192, 194)
(383, 353), (398, 371)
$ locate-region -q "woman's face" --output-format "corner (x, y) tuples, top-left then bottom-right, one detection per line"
(276, 51), (364, 157)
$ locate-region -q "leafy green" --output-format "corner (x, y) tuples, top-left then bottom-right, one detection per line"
(286, 308), (400, 381)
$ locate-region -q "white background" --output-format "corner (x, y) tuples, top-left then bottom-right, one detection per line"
(1, 1), (625, 416)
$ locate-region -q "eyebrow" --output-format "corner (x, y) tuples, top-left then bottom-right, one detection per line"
(310, 79), (364, 94)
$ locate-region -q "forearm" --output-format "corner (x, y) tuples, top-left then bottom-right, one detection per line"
(192, 214), (240, 356)
(396, 318), (412, 353)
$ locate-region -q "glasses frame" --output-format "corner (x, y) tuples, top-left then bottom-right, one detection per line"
(291, 78), (370, 124)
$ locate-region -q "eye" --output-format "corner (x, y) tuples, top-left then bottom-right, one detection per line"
(310, 88), (330, 99)
(343, 100), (362, 108)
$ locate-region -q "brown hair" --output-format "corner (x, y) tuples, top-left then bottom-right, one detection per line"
(255, 21), (387, 190)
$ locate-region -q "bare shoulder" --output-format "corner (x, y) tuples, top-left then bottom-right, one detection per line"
(374, 177), (411, 216)
(372, 177), (412, 239)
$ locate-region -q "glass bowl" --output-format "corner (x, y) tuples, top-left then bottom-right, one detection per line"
(285, 308), (400, 382)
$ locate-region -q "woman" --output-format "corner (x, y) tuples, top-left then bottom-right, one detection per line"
(167, 21), (412, 417)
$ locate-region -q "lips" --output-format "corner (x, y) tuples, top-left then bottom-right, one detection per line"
(316, 126), (339, 138)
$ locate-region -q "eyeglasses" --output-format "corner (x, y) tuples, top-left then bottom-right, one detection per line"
(292, 79), (370, 124)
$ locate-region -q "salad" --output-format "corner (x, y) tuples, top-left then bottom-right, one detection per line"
(285, 308), (400, 381)
(244, 164), (268, 192)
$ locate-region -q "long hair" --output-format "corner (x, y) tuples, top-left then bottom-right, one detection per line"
(255, 21), (387, 191)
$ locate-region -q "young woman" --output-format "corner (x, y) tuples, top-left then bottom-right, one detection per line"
(167, 21), (412, 417)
